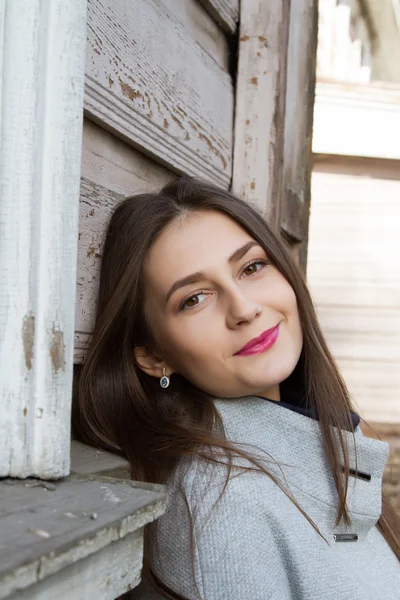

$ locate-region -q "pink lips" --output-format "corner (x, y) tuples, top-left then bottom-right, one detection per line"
(234, 324), (280, 356)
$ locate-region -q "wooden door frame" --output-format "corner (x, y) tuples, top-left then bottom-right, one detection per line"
(232, 0), (318, 270)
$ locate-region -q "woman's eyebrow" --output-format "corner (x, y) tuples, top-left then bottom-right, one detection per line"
(165, 241), (261, 303)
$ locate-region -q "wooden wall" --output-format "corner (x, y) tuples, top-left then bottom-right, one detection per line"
(77, 0), (318, 358)
(84, 0), (234, 188)
(76, 0), (236, 361)
(308, 155), (400, 424)
(75, 120), (174, 362)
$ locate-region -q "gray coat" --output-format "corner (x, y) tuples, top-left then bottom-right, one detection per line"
(133, 396), (400, 599)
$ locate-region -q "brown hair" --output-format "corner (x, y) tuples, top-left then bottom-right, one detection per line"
(72, 177), (399, 599)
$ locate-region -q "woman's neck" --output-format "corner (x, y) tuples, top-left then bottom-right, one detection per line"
(254, 384), (280, 401)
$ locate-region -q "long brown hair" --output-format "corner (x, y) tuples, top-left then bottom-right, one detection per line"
(72, 177), (399, 599)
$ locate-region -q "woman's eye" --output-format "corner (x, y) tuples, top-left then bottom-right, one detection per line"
(242, 260), (267, 277)
(179, 262), (267, 310)
(180, 292), (208, 311)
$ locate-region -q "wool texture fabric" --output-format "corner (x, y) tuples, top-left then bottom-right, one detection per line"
(133, 396), (400, 599)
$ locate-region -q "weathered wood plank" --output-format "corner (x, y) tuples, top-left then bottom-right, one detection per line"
(80, 119), (174, 195)
(0, 0), (87, 479)
(169, 0), (230, 70)
(7, 529), (143, 600)
(231, 0), (290, 224)
(70, 440), (130, 479)
(281, 0), (318, 266)
(75, 120), (174, 362)
(0, 476), (166, 599)
(198, 0), (239, 34)
(85, 0), (233, 188)
(75, 178), (122, 361)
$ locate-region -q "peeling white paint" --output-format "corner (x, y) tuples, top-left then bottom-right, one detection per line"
(0, 0), (87, 478)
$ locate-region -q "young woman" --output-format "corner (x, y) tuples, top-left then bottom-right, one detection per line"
(73, 177), (400, 600)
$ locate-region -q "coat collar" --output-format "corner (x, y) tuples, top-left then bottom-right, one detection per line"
(213, 396), (389, 541)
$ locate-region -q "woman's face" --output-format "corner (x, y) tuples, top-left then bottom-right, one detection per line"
(138, 210), (303, 400)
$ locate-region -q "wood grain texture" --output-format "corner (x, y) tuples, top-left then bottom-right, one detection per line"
(0, 0), (87, 479)
(75, 120), (174, 362)
(281, 0), (318, 266)
(198, 0), (239, 34)
(0, 476), (166, 599)
(231, 0), (290, 224)
(70, 440), (130, 479)
(85, 0), (233, 188)
(308, 157), (400, 424)
(169, 0), (230, 70)
(8, 530), (143, 600)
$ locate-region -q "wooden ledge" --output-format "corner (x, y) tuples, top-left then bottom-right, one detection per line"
(70, 439), (131, 479)
(0, 445), (166, 600)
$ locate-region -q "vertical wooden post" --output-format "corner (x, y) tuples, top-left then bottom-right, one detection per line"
(281, 0), (319, 270)
(0, 0), (87, 478)
(231, 0), (290, 225)
(232, 0), (318, 271)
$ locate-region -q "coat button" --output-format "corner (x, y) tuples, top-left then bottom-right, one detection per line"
(342, 467), (371, 481)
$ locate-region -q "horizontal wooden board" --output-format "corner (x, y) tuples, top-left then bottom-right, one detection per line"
(168, 0), (230, 71)
(338, 359), (400, 423)
(75, 120), (174, 362)
(9, 530), (143, 600)
(325, 332), (400, 361)
(308, 261), (400, 282)
(336, 358), (400, 423)
(308, 284), (400, 309)
(85, 0), (233, 188)
(339, 359), (400, 391)
(198, 0), (239, 34)
(70, 440), (130, 478)
(316, 306), (400, 337)
(0, 476), (166, 598)
(352, 398), (400, 424)
(80, 119), (173, 195)
(313, 80), (400, 159)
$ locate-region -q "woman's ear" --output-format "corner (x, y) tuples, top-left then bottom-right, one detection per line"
(133, 346), (172, 379)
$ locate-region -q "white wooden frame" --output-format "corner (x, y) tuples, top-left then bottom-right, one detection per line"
(0, 0), (87, 479)
(232, 0), (290, 224)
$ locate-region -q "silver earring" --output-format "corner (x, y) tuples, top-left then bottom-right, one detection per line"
(160, 368), (170, 389)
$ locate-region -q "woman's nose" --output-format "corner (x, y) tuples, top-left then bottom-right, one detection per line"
(225, 289), (262, 328)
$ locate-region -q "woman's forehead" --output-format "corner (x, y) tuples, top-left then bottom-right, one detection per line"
(143, 211), (257, 294)
(149, 211), (252, 264)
